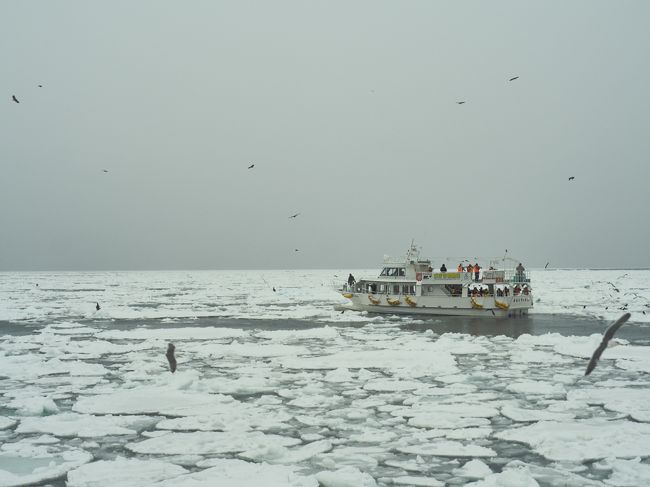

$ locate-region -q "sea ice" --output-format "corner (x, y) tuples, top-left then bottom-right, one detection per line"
(393, 476), (443, 486)
(500, 405), (576, 422)
(496, 419), (650, 461)
(240, 439), (332, 464)
(278, 349), (458, 377)
(596, 457), (650, 486)
(464, 464), (540, 486)
(16, 412), (156, 438)
(66, 457), (188, 487)
(0, 418), (16, 431)
(397, 440), (496, 457)
(568, 387), (650, 422)
(73, 387), (233, 416)
(506, 380), (566, 397)
(315, 466), (377, 487)
(6, 396), (59, 416)
(0, 442), (92, 487)
(151, 458), (317, 487)
(506, 460), (605, 486)
(452, 459), (493, 479)
(126, 430), (301, 455)
(155, 406), (292, 432)
(96, 327), (248, 341)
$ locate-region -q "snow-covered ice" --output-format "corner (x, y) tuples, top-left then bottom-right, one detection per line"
(0, 268), (648, 486)
(67, 457), (188, 487)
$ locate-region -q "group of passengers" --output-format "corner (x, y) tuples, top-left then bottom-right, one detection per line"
(496, 287), (510, 297)
(513, 284), (530, 296)
(470, 286), (489, 297)
(437, 262), (483, 282)
(456, 263), (481, 282)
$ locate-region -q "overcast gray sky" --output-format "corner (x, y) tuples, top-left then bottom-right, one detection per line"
(1, 1), (649, 271)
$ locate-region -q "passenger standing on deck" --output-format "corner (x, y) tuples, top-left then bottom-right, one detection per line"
(440, 263), (447, 272)
(516, 263), (525, 282)
(467, 264), (473, 279)
(457, 263), (463, 272)
(474, 263), (481, 282)
(347, 273), (356, 290)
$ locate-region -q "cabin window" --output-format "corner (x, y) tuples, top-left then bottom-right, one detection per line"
(398, 268), (405, 276)
(379, 284), (386, 293)
(393, 285), (400, 294)
(380, 268), (388, 276)
(445, 284), (462, 296)
(403, 285), (415, 295)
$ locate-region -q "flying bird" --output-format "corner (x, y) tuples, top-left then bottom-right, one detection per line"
(288, 213), (300, 219)
(585, 313), (631, 376)
(12, 95), (19, 103)
(509, 76), (519, 81)
(248, 164), (255, 169)
(272, 287), (276, 292)
(456, 101), (466, 105)
(166, 343), (177, 373)
(545, 262), (550, 269)
(294, 249), (300, 252)
(95, 302), (101, 311)
(102, 169), (108, 173)
(38, 84), (43, 88)
(568, 176), (575, 181)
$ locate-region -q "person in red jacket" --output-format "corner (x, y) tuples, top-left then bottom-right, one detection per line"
(474, 263), (481, 282)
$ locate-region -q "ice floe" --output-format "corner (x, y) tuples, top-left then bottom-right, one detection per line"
(452, 459), (493, 479)
(397, 440), (497, 457)
(127, 430), (301, 455)
(16, 412), (156, 437)
(0, 440), (91, 487)
(152, 458), (318, 486)
(67, 457), (188, 487)
(496, 419), (650, 461)
(315, 466), (376, 487)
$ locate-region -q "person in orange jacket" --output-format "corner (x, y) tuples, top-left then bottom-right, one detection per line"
(457, 263), (463, 272)
(474, 263), (481, 282)
(467, 263), (474, 276)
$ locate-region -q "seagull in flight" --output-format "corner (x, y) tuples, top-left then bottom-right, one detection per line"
(585, 313), (631, 376)
(102, 169), (108, 173)
(248, 164), (255, 169)
(288, 213), (300, 219)
(456, 101), (466, 105)
(12, 95), (19, 103)
(166, 343), (177, 373)
(294, 248), (300, 252)
(545, 262), (550, 269)
(568, 176), (575, 181)
(509, 76), (519, 81)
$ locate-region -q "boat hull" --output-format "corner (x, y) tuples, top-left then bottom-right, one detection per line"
(342, 294), (532, 318)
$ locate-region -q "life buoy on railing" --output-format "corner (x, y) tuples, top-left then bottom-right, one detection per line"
(368, 294), (381, 305)
(470, 297), (483, 309)
(342, 293), (353, 299)
(495, 299), (509, 310)
(386, 297), (401, 306)
(405, 296), (417, 307)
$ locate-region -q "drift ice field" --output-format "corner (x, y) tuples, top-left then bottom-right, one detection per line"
(0, 269), (649, 486)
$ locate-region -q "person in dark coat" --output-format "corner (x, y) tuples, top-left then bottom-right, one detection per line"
(348, 273), (356, 286)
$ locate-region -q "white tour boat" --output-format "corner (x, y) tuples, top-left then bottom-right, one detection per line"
(339, 243), (533, 317)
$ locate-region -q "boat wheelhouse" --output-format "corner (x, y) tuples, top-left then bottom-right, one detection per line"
(340, 244), (533, 317)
